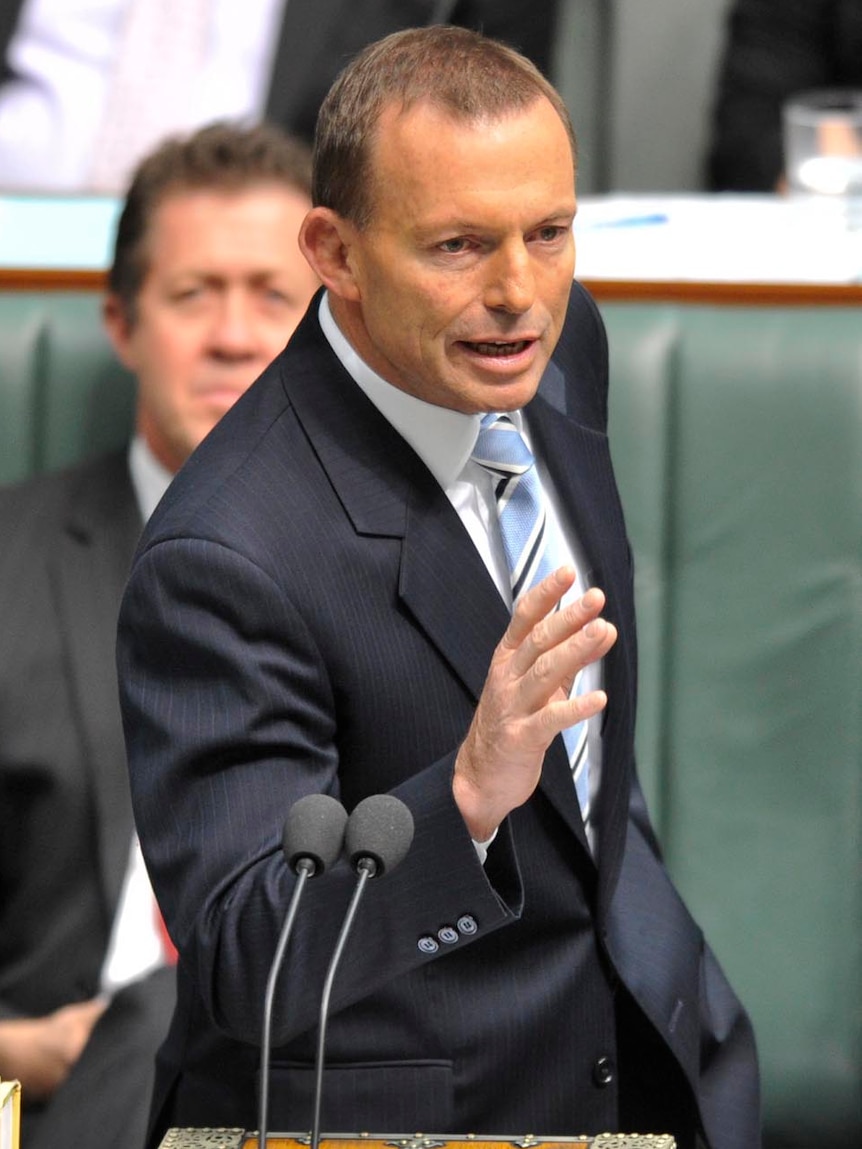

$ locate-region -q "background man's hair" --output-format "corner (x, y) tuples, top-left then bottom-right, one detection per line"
(109, 121), (313, 319)
(313, 24), (577, 229)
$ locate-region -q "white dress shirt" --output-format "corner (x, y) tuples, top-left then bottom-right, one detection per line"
(0, 0), (286, 192)
(98, 434), (173, 994)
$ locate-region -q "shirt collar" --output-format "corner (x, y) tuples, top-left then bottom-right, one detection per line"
(318, 291), (485, 488)
(128, 433), (173, 523)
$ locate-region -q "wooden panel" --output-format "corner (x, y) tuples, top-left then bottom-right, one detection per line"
(3, 266), (862, 306)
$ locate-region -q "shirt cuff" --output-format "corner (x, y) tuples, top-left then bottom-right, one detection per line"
(472, 827), (499, 865)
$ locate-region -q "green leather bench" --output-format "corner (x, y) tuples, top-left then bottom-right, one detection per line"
(0, 292), (134, 485)
(1, 289), (859, 1147)
(606, 303), (862, 1148)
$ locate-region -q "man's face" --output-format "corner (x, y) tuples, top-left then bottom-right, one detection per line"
(105, 184), (318, 473)
(329, 96), (576, 414)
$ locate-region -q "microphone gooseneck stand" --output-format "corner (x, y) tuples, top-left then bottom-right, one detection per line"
(257, 794), (348, 1149)
(258, 856), (314, 1149)
(309, 794), (415, 1149)
(309, 857), (376, 1149)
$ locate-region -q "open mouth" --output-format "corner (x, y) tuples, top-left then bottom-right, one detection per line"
(464, 339), (533, 357)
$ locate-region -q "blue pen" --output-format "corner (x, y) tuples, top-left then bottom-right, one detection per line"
(583, 212), (670, 230)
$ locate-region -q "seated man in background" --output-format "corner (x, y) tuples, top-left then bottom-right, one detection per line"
(706, 0), (862, 191)
(0, 120), (317, 1149)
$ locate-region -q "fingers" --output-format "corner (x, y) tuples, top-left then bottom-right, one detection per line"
(545, 687), (608, 739)
(452, 568), (617, 840)
(502, 565), (578, 649)
(497, 567), (618, 717)
(507, 575), (616, 699)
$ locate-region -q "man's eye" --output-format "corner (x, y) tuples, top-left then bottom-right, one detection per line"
(439, 238), (470, 254)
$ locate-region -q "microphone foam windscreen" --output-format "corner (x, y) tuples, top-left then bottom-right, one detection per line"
(345, 794), (415, 875)
(282, 793), (348, 874)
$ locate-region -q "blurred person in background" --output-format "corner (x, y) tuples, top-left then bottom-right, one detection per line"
(0, 0), (560, 194)
(0, 120), (317, 1149)
(706, 0), (862, 191)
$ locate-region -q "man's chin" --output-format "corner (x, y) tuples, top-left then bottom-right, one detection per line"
(464, 367), (546, 414)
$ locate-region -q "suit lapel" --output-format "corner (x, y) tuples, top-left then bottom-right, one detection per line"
(288, 321), (509, 705)
(527, 364), (619, 592)
(399, 485), (510, 701)
(51, 454), (143, 912)
(527, 371), (637, 880)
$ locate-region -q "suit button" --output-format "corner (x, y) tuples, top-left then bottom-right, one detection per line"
(417, 935), (439, 954)
(592, 1056), (614, 1087)
(457, 914), (478, 935)
(438, 926), (459, 945)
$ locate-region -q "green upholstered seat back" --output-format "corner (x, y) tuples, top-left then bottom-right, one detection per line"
(0, 292), (135, 485)
(606, 303), (862, 1147)
(0, 288), (859, 1146)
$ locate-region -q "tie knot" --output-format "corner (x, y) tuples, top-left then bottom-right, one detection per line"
(473, 412), (535, 474)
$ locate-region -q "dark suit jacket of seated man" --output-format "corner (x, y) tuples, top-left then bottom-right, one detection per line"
(117, 27), (761, 1149)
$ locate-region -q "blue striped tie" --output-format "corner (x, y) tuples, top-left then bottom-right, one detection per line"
(473, 413), (590, 818)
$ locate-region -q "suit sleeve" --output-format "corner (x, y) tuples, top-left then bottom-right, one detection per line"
(118, 536), (522, 1048)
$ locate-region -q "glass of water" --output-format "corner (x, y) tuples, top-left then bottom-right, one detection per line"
(783, 90), (862, 232)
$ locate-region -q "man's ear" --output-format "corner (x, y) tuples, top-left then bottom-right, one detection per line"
(299, 207), (363, 302)
(102, 294), (138, 370)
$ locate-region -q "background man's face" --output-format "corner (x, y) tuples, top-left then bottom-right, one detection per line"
(105, 184), (318, 473)
(331, 96), (576, 414)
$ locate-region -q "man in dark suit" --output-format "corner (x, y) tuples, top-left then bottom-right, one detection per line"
(118, 28), (761, 1149)
(0, 0), (559, 193)
(0, 122), (317, 1149)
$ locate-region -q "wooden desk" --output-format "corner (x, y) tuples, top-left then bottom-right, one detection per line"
(3, 264), (862, 308)
(581, 277), (862, 306)
(3, 191), (861, 306)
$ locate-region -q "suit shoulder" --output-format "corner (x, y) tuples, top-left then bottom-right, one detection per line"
(137, 308), (332, 554)
(560, 280), (608, 358)
(136, 357), (296, 555)
(547, 281), (609, 430)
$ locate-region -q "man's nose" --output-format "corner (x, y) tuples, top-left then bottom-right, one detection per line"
(483, 242), (535, 313)
(208, 292), (260, 357)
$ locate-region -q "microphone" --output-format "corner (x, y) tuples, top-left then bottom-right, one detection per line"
(310, 795), (415, 1149)
(258, 793), (348, 1149)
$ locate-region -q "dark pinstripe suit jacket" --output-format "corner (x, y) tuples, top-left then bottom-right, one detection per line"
(118, 286), (760, 1149)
